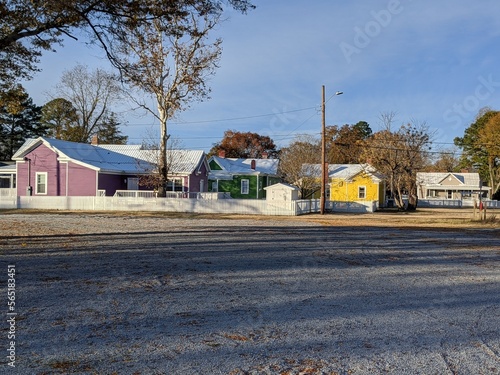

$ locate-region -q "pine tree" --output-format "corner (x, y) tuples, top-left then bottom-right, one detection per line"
(0, 85), (47, 160)
(97, 113), (128, 144)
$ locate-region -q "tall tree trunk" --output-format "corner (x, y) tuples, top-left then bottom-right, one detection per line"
(488, 159), (495, 199)
(407, 194), (418, 211)
(157, 113), (169, 197)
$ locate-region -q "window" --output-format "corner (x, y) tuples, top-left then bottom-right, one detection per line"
(127, 177), (139, 190)
(241, 179), (249, 195)
(167, 178), (183, 192)
(36, 172), (47, 195)
(358, 186), (366, 199)
(212, 181), (218, 192)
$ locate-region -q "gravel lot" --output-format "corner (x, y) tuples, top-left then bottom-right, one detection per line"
(0, 212), (499, 374)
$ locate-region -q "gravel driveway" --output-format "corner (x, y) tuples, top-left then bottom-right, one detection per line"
(1, 213), (499, 374)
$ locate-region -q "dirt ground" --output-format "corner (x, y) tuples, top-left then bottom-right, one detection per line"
(0, 209), (499, 374)
(0, 207), (499, 234)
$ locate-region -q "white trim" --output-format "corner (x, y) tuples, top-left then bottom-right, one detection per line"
(35, 172), (48, 195)
(358, 185), (366, 199)
(64, 161), (69, 197)
(95, 170), (99, 196)
(241, 179), (250, 195)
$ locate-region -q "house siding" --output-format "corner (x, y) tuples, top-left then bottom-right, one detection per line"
(66, 162), (97, 196)
(16, 144), (68, 196)
(330, 173), (383, 206)
(209, 174), (280, 199)
(98, 174), (128, 196)
(440, 175), (462, 186)
(213, 175), (258, 199)
(15, 144), (100, 197)
(186, 162), (209, 192)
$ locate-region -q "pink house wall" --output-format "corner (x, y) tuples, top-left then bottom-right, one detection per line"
(16, 144), (97, 196)
(67, 162), (98, 196)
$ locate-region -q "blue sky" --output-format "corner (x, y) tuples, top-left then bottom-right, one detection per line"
(23, 0), (500, 152)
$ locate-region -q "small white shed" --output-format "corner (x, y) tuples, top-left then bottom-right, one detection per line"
(264, 182), (299, 202)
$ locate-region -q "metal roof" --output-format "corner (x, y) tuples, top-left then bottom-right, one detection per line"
(209, 156), (279, 175)
(12, 138), (207, 176)
(302, 163), (383, 182)
(416, 172), (482, 187)
(98, 145), (206, 174)
(12, 138), (153, 174)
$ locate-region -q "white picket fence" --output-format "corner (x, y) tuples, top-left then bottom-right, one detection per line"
(0, 195), (378, 216)
(419, 199), (500, 209)
(0, 188), (16, 197)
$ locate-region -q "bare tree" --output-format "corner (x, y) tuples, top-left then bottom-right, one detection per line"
(0, 1), (254, 89)
(54, 64), (122, 143)
(362, 121), (432, 210)
(111, 6), (223, 196)
(430, 148), (461, 172)
(136, 136), (186, 193)
(378, 111), (397, 131)
(478, 112), (500, 197)
(278, 135), (321, 198)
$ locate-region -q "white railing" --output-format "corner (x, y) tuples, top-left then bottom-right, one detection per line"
(418, 199), (463, 208)
(114, 190), (157, 198)
(295, 199), (378, 214)
(113, 190), (231, 200)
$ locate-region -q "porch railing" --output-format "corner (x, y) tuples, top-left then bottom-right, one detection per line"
(113, 190), (231, 200)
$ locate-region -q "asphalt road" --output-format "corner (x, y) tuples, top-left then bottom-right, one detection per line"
(1, 214), (499, 374)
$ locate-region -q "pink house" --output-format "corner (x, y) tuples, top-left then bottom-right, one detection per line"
(12, 138), (209, 196)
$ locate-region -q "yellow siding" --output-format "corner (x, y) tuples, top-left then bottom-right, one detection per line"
(329, 173), (383, 205)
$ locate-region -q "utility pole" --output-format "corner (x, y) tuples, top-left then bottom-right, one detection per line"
(320, 86), (342, 215)
(320, 85), (326, 215)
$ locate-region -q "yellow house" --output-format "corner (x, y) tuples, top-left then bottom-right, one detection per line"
(328, 164), (385, 207)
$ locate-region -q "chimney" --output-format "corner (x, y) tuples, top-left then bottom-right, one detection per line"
(460, 169), (469, 173)
(251, 160), (256, 170)
(218, 150), (226, 158)
(91, 134), (99, 145)
(262, 151), (268, 159)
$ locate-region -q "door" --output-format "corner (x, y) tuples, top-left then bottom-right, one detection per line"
(127, 178), (139, 190)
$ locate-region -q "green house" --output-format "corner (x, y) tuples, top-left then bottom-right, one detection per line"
(208, 156), (281, 199)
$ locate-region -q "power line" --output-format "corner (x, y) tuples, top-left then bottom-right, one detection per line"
(171, 106), (319, 125)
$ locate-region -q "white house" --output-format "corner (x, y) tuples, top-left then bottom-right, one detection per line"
(416, 172), (490, 200)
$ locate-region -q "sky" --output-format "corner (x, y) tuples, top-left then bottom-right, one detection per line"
(22, 0), (500, 153)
